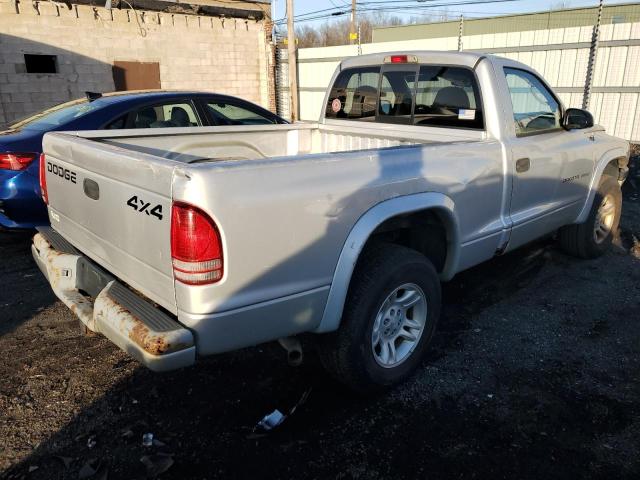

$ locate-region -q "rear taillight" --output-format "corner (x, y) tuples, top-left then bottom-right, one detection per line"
(171, 202), (223, 285)
(0, 152), (37, 171)
(39, 153), (48, 205)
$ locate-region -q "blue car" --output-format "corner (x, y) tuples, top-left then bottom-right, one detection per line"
(0, 91), (287, 229)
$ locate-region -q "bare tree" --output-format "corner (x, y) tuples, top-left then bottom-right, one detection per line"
(550, 0), (572, 10)
(437, 7), (451, 22)
(294, 13), (407, 48)
(295, 24), (321, 48)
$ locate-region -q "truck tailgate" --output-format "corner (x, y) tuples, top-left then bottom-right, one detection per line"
(42, 132), (178, 314)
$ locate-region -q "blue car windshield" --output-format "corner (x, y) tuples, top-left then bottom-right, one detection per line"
(9, 98), (106, 130)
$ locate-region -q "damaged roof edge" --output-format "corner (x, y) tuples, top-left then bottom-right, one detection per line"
(71, 0), (269, 20)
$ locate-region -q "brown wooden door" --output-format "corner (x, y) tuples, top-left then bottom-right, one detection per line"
(112, 61), (161, 91)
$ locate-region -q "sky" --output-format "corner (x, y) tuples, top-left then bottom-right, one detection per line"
(271, 0), (638, 28)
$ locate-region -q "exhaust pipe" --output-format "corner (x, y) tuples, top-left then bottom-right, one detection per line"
(278, 337), (303, 367)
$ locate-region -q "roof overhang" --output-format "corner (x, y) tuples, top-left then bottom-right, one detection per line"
(75, 0), (271, 20)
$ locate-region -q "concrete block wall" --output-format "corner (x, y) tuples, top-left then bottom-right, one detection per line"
(0, 0), (272, 126)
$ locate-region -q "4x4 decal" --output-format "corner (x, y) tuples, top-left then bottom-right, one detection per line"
(127, 195), (163, 220)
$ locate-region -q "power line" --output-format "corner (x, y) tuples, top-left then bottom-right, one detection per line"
(359, 0), (521, 13)
(357, 0), (469, 4)
(273, 0), (524, 24)
(275, 0), (609, 24)
(275, 0), (517, 21)
(277, 5), (344, 21)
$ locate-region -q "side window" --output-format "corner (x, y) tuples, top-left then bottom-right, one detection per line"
(105, 115), (127, 129)
(325, 67), (380, 121)
(504, 68), (561, 135)
(131, 102), (200, 128)
(378, 69), (417, 124)
(412, 66), (484, 129)
(207, 101), (275, 125)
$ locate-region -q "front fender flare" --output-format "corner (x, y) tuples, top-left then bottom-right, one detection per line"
(575, 146), (628, 224)
(313, 192), (460, 334)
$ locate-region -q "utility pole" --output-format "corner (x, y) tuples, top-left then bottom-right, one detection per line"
(350, 0), (357, 44)
(286, 0), (298, 121)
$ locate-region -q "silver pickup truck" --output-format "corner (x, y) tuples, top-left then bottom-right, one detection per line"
(33, 51), (629, 390)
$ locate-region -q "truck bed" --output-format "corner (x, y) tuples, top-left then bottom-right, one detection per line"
(88, 122), (484, 163)
(41, 121), (494, 321)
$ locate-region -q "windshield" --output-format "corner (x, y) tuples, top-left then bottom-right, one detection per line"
(9, 98), (104, 130)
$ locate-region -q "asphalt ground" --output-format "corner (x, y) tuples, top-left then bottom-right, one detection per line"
(1, 155), (639, 480)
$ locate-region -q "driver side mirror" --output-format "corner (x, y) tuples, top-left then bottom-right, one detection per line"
(563, 108), (594, 130)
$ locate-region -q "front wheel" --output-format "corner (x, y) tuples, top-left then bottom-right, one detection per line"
(559, 175), (622, 258)
(317, 244), (441, 392)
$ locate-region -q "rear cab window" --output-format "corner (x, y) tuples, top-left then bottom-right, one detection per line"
(326, 63), (484, 130)
(325, 67), (380, 121)
(378, 66), (418, 124)
(412, 66), (483, 129)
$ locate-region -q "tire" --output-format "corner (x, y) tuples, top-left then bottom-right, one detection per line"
(559, 175), (622, 259)
(317, 244), (441, 392)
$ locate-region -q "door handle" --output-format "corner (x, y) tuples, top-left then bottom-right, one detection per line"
(516, 157), (530, 173)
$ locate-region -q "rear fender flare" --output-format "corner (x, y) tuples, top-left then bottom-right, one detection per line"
(314, 192), (460, 333)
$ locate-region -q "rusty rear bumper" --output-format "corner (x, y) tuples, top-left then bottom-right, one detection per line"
(32, 227), (195, 372)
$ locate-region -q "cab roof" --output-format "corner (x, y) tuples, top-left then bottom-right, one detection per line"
(84, 90), (234, 105)
(339, 51), (487, 70)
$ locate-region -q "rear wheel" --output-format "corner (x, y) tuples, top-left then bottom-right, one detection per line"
(317, 244), (441, 392)
(559, 176), (622, 258)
